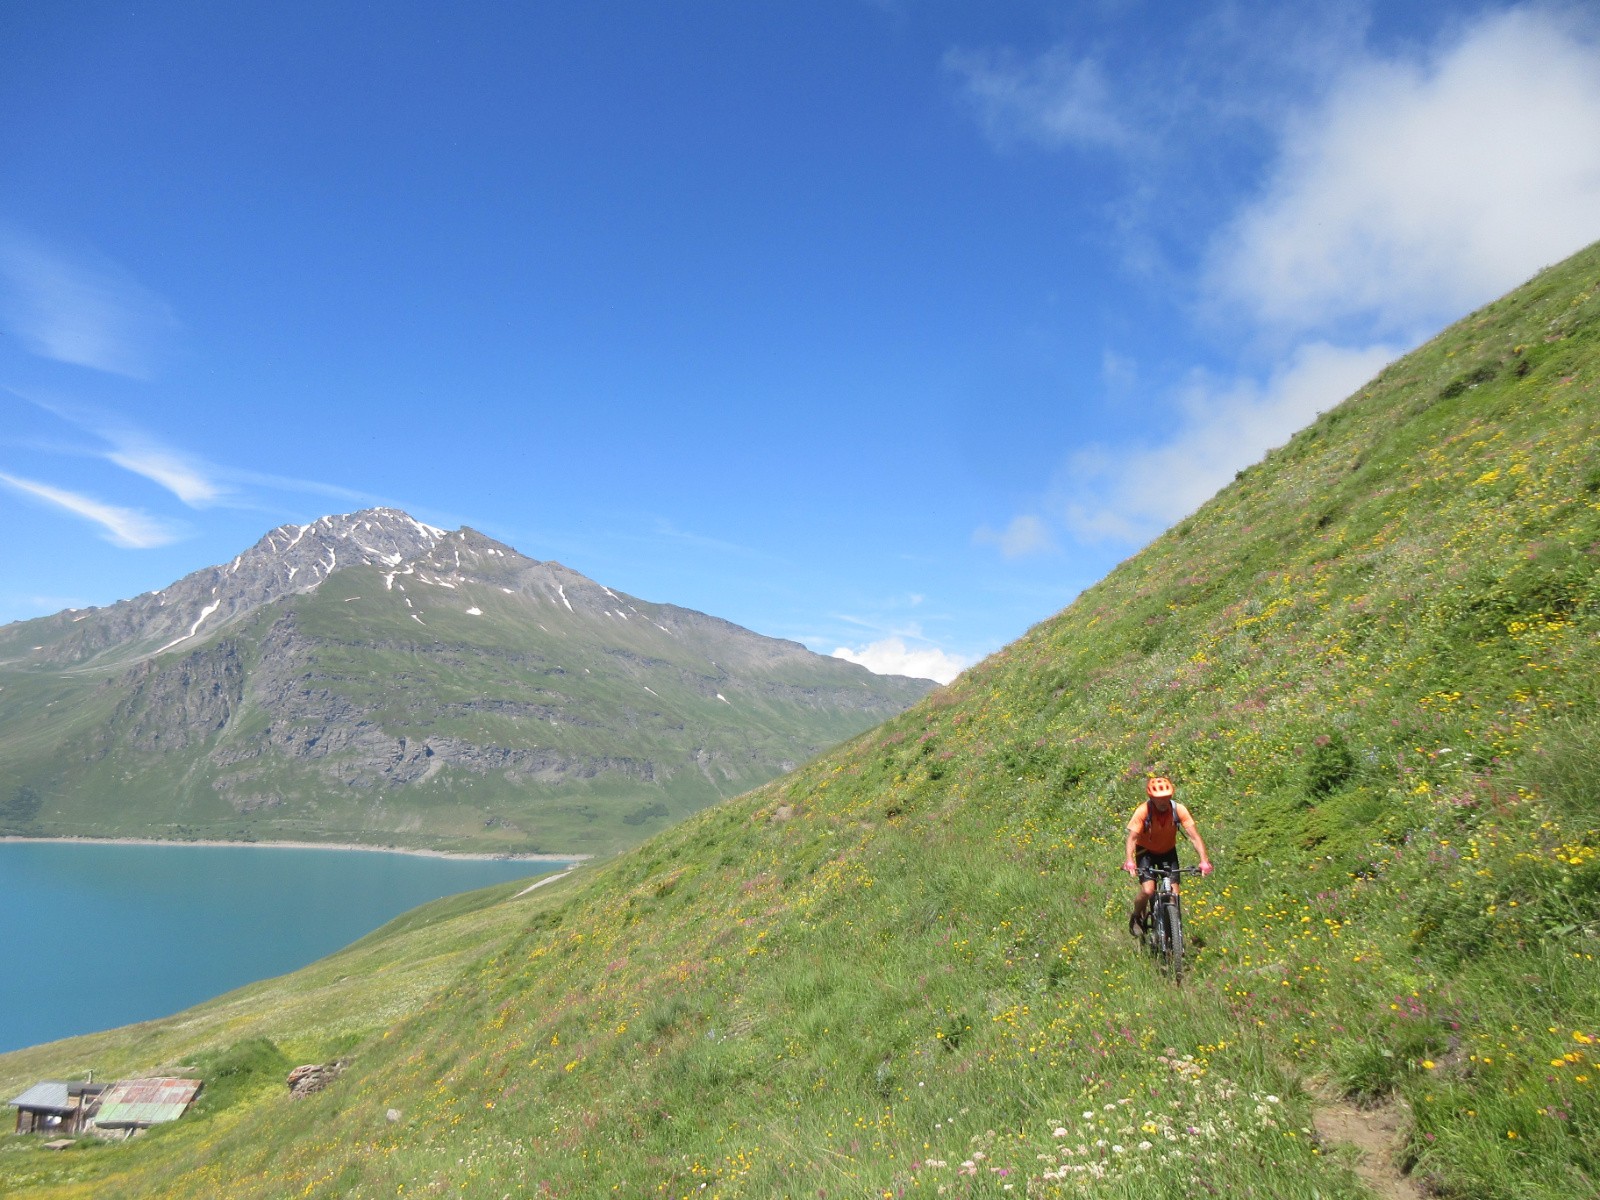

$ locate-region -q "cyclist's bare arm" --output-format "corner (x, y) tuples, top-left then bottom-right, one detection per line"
(1123, 805), (1147, 874)
(1176, 804), (1213, 873)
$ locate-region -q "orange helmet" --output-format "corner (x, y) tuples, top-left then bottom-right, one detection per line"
(1146, 776), (1175, 800)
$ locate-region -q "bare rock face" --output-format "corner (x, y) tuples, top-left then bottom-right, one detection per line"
(111, 641), (246, 752)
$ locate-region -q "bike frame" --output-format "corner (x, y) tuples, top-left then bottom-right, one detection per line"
(1137, 864), (1203, 982)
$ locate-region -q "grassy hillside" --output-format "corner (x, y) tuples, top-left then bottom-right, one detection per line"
(4, 243), (1599, 1198)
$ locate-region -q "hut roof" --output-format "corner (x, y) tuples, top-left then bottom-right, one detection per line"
(8, 1082), (74, 1113)
(93, 1077), (201, 1127)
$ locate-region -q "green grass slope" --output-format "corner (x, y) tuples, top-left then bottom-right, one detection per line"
(5, 244), (1599, 1198)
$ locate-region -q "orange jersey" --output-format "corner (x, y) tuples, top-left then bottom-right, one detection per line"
(1129, 801), (1190, 853)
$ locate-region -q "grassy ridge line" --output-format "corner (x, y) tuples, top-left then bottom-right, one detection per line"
(3, 243), (1599, 1197)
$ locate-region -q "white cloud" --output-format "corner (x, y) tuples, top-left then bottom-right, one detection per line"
(831, 637), (970, 685)
(10, 393), (231, 507)
(1208, 6), (1600, 336)
(0, 232), (181, 378)
(0, 471), (184, 548)
(104, 439), (227, 507)
(206, 466), (381, 507)
(974, 513), (1057, 559)
(1056, 341), (1396, 543)
(972, 6), (1600, 559)
(946, 44), (1136, 151)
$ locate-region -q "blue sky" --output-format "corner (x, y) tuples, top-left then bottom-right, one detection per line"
(3, 2), (1598, 682)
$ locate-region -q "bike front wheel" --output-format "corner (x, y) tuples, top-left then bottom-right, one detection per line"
(1163, 899), (1185, 984)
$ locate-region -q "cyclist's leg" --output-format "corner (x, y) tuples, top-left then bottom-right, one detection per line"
(1130, 877), (1155, 934)
(1134, 877), (1156, 915)
(1131, 849), (1154, 927)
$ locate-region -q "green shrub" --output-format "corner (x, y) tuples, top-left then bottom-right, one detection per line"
(1439, 362), (1499, 399)
(187, 1038), (292, 1116)
(1305, 731), (1357, 798)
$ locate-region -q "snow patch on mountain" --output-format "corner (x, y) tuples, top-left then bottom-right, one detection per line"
(156, 599), (222, 653)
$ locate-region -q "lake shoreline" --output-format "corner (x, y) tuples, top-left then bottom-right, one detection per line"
(0, 839), (574, 1055)
(0, 835), (589, 864)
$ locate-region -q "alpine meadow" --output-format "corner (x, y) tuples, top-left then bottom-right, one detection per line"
(3, 242), (1599, 1198)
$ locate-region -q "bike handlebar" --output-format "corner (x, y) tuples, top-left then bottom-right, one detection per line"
(1136, 865), (1206, 881)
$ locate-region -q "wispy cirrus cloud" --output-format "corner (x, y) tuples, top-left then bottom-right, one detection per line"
(11, 392), (230, 507)
(0, 231), (181, 378)
(646, 516), (780, 560)
(223, 467), (382, 506)
(0, 471), (184, 548)
(3, 392), (394, 527)
(104, 438), (227, 507)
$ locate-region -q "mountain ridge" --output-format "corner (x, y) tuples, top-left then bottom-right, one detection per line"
(0, 508), (451, 667)
(0, 509), (933, 853)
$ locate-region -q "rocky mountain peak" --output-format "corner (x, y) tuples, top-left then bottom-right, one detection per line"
(234, 508), (449, 586)
(7, 507), (455, 667)
(141, 508), (452, 650)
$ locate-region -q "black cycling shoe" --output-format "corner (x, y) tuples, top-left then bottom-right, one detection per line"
(1128, 911), (1148, 938)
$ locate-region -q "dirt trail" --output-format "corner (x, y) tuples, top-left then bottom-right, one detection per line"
(1310, 1090), (1426, 1200)
(514, 864), (580, 897)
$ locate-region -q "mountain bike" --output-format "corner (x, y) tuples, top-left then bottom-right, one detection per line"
(1137, 864), (1203, 983)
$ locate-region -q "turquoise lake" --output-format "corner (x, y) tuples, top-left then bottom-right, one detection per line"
(0, 841), (561, 1055)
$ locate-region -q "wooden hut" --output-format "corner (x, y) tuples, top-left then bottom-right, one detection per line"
(7, 1080), (104, 1135)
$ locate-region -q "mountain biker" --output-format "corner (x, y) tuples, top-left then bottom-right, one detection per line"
(1123, 776), (1212, 935)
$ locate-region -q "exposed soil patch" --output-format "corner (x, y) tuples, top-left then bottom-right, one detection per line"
(1310, 1089), (1425, 1200)
(515, 865), (579, 897)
